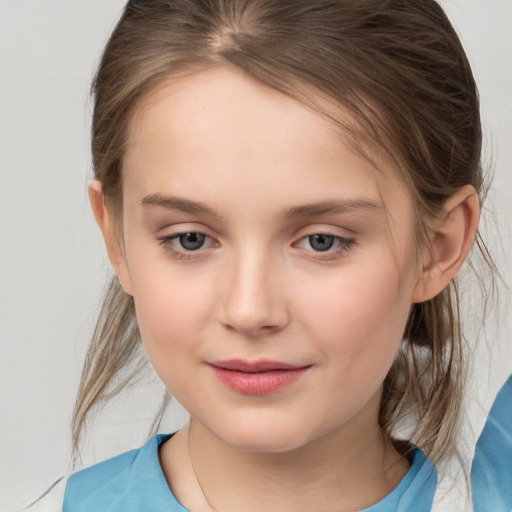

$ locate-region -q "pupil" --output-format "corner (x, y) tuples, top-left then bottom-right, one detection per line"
(310, 234), (334, 251)
(179, 233), (205, 250)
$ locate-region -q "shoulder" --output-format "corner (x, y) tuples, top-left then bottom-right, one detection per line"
(471, 375), (512, 511)
(64, 445), (141, 501)
(63, 434), (180, 512)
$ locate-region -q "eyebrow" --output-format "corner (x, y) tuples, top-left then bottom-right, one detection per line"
(141, 194), (221, 219)
(283, 198), (383, 218)
(141, 194), (383, 219)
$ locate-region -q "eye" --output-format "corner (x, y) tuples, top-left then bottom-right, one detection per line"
(295, 233), (355, 257)
(176, 232), (207, 251)
(157, 231), (217, 259)
(308, 234), (335, 251)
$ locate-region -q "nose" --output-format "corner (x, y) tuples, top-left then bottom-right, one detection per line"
(218, 249), (290, 337)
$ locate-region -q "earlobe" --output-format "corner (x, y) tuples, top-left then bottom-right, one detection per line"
(412, 185), (480, 303)
(88, 180), (133, 296)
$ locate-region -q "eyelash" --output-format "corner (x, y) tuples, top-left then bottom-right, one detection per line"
(157, 232), (217, 260)
(157, 232), (355, 261)
(294, 234), (355, 260)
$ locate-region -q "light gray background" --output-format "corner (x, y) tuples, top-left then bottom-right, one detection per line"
(0, 1), (510, 511)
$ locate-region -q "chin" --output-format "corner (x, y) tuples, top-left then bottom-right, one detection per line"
(214, 419), (318, 454)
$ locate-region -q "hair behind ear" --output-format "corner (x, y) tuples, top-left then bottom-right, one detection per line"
(380, 282), (463, 463)
(380, 186), (480, 462)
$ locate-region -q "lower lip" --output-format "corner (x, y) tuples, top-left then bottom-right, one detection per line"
(210, 366), (309, 395)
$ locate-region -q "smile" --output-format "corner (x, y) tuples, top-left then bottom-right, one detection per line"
(209, 360), (311, 395)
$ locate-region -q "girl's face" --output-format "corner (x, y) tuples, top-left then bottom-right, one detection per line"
(116, 67), (425, 452)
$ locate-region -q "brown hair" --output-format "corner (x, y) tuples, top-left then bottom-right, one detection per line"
(72, 0), (494, 464)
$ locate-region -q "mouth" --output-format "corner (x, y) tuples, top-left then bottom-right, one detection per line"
(209, 359), (311, 395)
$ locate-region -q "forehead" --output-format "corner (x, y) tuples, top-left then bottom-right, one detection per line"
(123, 67), (412, 223)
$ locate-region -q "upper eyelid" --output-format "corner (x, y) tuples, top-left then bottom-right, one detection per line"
(159, 231), (215, 245)
(293, 223), (356, 239)
(151, 212), (357, 236)
(157, 226), (354, 242)
(157, 223), (217, 239)
(295, 234), (354, 247)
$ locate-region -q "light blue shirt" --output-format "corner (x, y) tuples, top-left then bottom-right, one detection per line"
(471, 375), (512, 512)
(63, 434), (436, 512)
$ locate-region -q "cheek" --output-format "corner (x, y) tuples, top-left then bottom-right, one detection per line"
(128, 259), (215, 377)
(299, 260), (413, 381)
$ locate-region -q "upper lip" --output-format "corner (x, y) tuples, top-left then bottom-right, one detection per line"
(209, 359), (309, 373)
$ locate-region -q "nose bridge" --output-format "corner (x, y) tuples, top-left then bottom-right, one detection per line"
(220, 243), (287, 335)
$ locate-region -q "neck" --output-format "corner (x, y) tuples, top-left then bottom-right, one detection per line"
(160, 398), (409, 512)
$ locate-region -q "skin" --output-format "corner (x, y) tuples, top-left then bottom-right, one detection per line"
(90, 67), (480, 512)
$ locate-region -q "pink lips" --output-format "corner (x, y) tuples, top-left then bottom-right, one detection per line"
(209, 359), (310, 395)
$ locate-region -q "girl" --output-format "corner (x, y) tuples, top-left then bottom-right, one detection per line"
(28, 0), (502, 510)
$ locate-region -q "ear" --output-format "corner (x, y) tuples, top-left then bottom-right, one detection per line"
(88, 180), (133, 296)
(412, 184), (480, 303)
